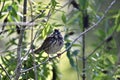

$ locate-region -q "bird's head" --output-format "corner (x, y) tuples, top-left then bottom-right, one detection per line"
(53, 29), (62, 39)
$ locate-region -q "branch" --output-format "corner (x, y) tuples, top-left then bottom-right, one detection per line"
(29, 0), (38, 79)
(14, 25), (41, 73)
(14, 0), (27, 80)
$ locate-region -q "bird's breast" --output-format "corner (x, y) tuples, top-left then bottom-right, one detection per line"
(44, 39), (63, 54)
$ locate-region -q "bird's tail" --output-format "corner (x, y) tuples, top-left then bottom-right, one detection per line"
(33, 47), (42, 54)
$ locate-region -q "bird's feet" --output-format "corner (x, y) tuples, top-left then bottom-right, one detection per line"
(57, 53), (62, 58)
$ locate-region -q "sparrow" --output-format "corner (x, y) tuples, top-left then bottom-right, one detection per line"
(33, 29), (64, 56)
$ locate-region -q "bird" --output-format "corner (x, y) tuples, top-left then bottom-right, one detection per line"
(33, 29), (64, 56)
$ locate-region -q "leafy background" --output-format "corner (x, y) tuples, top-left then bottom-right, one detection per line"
(0, 0), (120, 80)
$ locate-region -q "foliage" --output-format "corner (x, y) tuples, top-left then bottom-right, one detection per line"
(0, 0), (120, 80)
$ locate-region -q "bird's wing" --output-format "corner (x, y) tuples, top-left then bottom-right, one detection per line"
(40, 36), (55, 50)
(33, 36), (55, 54)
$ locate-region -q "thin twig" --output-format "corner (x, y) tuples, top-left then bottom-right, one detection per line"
(82, 14), (86, 80)
(29, 0), (38, 79)
(0, 64), (12, 80)
(0, 22), (36, 26)
(21, 58), (49, 73)
(14, 0), (27, 80)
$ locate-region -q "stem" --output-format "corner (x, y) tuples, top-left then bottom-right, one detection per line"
(29, 0), (38, 79)
(82, 24), (86, 80)
(14, 0), (27, 80)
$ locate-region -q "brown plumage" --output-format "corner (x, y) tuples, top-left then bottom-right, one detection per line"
(33, 29), (64, 54)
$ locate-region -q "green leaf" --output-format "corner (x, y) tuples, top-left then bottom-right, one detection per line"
(72, 50), (80, 56)
(41, 24), (51, 38)
(79, 0), (88, 9)
(61, 13), (66, 24)
(116, 24), (120, 32)
(66, 50), (76, 69)
(67, 12), (80, 25)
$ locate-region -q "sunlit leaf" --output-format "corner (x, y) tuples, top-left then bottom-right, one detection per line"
(62, 13), (66, 24)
